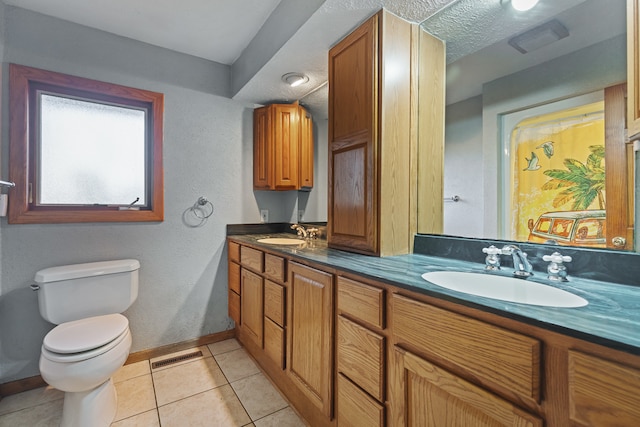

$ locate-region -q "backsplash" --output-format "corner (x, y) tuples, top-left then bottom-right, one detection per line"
(414, 234), (640, 287)
(227, 222), (327, 238)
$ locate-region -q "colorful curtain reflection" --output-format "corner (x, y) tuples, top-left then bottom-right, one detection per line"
(510, 101), (606, 247)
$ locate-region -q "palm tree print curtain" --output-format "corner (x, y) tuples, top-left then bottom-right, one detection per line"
(510, 101), (606, 246)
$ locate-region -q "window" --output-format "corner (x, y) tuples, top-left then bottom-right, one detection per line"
(8, 64), (163, 223)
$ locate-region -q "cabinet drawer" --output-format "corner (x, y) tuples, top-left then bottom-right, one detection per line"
(228, 241), (240, 263)
(568, 350), (640, 426)
(392, 294), (541, 402)
(264, 253), (285, 282)
(337, 374), (384, 427)
(264, 317), (285, 370)
(264, 280), (285, 326)
(337, 276), (384, 329)
(337, 315), (384, 401)
(228, 261), (241, 294)
(240, 246), (263, 272)
(228, 290), (240, 325)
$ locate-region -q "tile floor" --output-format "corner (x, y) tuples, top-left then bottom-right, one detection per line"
(0, 339), (307, 427)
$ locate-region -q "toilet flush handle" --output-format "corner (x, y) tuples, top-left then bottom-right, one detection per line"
(30, 284), (40, 291)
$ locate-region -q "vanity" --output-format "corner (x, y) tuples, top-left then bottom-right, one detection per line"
(227, 231), (640, 426)
(229, 1), (640, 425)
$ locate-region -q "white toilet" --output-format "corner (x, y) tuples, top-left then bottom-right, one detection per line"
(33, 259), (140, 427)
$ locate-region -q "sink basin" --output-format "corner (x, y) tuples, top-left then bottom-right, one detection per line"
(421, 271), (588, 308)
(257, 238), (305, 245)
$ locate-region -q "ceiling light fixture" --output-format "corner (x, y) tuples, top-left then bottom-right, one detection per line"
(282, 72), (309, 87)
(501, 0), (539, 12)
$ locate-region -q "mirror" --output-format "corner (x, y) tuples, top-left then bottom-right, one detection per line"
(420, 0), (636, 251)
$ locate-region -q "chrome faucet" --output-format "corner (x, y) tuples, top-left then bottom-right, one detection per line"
(291, 224), (308, 238)
(291, 224), (320, 240)
(501, 245), (533, 278)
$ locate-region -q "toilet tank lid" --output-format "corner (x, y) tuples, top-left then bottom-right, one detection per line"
(35, 259), (140, 283)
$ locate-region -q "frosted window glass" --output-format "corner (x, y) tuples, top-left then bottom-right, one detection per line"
(39, 94), (146, 205)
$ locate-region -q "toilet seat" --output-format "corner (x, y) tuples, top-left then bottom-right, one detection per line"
(42, 314), (130, 363)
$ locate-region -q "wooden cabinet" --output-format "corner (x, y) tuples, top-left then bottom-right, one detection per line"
(628, 0), (640, 138)
(392, 347), (543, 427)
(287, 262), (334, 418)
(264, 279), (285, 369)
(253, 102), (313, 191)
(228, 261), (241, 324)
(228, 238), (640, 427)
(227, 240), (241, 324)
(390, 294), (542, 426)
(299, 107), (314, 189)
(328, 10), (444, 256)
(336, 277), (386, 425)
(241, 268), (263, 348)
(237, 244), (286, 367)
(568, 350), (640, 426)
(392, 295), (541, 403)
(337, 373), (384, 427)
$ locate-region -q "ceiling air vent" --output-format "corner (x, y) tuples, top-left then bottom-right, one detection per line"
(508, 19), (569, 54)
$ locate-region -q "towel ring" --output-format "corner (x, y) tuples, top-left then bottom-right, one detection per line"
(191, 196), (214, 220)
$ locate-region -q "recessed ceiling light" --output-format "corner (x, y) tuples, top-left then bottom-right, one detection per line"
(510, 0), (540, 12)
(282, 73), (309, 87)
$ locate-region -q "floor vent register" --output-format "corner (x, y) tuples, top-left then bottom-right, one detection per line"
(151, 350), (204, 369)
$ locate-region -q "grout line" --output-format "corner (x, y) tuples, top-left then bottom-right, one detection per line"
(0, 396), (64, 418)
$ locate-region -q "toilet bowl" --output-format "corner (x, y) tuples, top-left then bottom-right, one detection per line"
(33, 259), (140, 427)
(39, 314), (132, 427)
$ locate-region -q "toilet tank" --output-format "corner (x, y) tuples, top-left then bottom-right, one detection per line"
(34, 259), (140, 324)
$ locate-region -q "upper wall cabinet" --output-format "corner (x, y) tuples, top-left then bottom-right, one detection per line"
(628, 0), (640, 139)
(327, 10), (445, 256)
(253, 102), (314, 191)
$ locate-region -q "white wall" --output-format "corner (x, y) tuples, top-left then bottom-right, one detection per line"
(443, 96), (483, 237)
(0, 6), (327, 383)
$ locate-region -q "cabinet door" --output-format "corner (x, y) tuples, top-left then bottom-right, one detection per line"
(628, 0), (640, 138)
(299, 106), (314, 189)
(568, 350), (640, 426)
(390, 347), (543, 427)
(273, 104), (299, 190)
(253, 106), (271, 189)
(241, 268), (263, 348)
(287, 262), (334, 418)
(328, 13), (378, 255)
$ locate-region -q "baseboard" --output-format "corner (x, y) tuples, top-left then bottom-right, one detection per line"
(125, 329), (236, 364)
(0, 329), (237, 399)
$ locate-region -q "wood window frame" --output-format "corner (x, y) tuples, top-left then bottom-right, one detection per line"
(8, 64), (164, 224)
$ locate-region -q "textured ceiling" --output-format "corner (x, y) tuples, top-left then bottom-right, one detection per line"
(3, 0), (626, 119)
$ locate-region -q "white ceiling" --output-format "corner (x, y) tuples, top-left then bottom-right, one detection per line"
(3, 0), (283, 65)
(3, 0), (625, 119)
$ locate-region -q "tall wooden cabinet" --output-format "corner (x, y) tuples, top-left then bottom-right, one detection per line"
(253, 102), (314, 191)
(327, 10), (444, 256)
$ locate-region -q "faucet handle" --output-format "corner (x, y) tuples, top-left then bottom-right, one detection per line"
(482, 245), (502, 255)
(542, 252), (572, 264)
(482, 245), (502, 270)
(543, 251), (571, 282)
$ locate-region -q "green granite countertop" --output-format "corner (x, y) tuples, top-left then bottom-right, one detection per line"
(228, 233), (640, 355)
